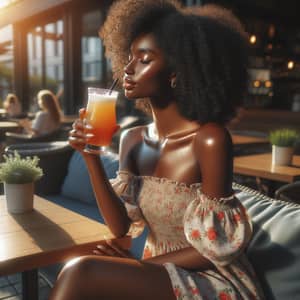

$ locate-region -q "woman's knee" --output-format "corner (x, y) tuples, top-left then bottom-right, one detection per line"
(58, 256), (96, 283)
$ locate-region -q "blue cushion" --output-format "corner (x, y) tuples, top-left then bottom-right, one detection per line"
(61, 151), (119, 204)
(235, 184), (300, 300)
(46, 194), (104, 223)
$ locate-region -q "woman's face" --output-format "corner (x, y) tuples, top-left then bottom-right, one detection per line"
(123, 33), (172, 101)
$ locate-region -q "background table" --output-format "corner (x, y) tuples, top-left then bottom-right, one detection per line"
(0, 121), (21, 140)
(234, 153), (300, 183)
(0, 195), (130, 300)
(231, 134), (269, 145)
(231, 134), (270, 157)
(234, 153), (300, 196)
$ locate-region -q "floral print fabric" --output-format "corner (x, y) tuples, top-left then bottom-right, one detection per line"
(110, 171), (265, 300)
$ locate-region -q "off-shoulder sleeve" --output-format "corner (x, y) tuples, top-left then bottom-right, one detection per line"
(110, 171), (145, 237)
(183, 190), (252, 266)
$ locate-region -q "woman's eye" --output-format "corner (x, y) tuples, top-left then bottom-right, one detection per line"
(140, 59), (151, 64)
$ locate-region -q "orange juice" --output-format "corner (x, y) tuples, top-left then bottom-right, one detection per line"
(86, 94), (117, 146)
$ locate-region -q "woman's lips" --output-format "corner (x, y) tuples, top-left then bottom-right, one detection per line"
(123, 78), (136, 90)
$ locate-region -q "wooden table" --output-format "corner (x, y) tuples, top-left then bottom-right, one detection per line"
(231, 134), (268, 145)
(0, 195), (130, 300)
(231, 134), (270, 157)
(0, 121), (21, 140)
(234, 153), (300, 183)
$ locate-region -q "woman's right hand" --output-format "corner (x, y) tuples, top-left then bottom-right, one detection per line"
(93, 239), (133, 259)
(68, 108), (89, 152)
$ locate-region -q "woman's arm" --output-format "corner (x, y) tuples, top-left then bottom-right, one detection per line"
(69, 114), (141, 238)
(94, 240), (214, 270)
(18, 118), (36, 136)
(82, 153), (131, 237)
(194, 123), (234, 199)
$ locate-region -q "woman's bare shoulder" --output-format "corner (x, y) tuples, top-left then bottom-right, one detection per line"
(120, 124), (148, 143)
(194, 123), (232, 150)
(118, 124), (149, 168)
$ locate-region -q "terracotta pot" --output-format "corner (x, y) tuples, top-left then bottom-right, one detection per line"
(4, 182), (34, 213)
(272, 145), (294, 166)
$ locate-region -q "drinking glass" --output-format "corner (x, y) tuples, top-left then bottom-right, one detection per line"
(84, 87), (118, 154)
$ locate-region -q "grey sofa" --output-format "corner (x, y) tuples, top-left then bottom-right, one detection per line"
(4, 142), (300, 300)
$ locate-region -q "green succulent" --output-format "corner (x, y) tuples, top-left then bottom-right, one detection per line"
(269, 129), (300, 147)
(0, 151), (43, 184)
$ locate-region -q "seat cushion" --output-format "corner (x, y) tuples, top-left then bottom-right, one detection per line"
(61, 151), (119, 205)
(46, 194), (104, 223)
(235, 184), (300, 300)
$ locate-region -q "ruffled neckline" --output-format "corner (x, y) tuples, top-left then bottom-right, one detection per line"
(116, 170), (281, 204)
(117, 170), (201, 190)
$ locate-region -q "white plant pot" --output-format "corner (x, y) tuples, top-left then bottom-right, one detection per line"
(4, 182), (34, 214)
(272, 145), (294, 166)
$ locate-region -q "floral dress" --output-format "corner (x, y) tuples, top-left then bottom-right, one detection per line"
(111, 171), (265, 300)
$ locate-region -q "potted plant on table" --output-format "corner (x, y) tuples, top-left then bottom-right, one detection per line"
(0, 151), (43, 213)
(269, 128), (300, 166)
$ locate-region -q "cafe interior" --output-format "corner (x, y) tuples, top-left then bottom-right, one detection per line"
(0, 0), (300, 299)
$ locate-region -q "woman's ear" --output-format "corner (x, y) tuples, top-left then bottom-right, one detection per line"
(170, 72), (177, 89)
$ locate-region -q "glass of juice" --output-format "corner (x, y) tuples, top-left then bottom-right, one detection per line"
(84, 87), (118, 154)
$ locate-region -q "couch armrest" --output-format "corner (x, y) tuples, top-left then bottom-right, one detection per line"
(274, 181), (300, 203)
(5, 128), (62, 145)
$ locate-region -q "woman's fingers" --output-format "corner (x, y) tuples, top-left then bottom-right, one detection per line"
(79, 108), (86, 120)
(68, 117), (96, 150)
(72, 119), (84, 130)
(92, 248), (106, 256)
(106, 240), (132, 258)
(94, 244), (118, 256)
(92, 241), (132, 258)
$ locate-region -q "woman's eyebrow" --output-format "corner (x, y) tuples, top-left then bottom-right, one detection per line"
(136, 48), (156, 55)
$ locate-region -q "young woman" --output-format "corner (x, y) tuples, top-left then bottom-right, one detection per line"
(3, 93), (22, 117)
(19, 89), (61, 136)
(49, 1), (265, 299)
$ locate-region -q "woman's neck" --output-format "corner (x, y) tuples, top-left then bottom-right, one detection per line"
(151, 102), (200, 139)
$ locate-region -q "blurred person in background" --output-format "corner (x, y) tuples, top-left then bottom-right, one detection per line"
(19, 89), (62, 137)
(3, 93), (22, 118)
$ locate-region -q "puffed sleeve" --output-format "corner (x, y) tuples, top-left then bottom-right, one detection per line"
(110, 171), (145, 237)
(183, 190), (252, 266)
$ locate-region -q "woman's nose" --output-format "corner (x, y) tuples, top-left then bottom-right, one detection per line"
(124, 60), (134, 74)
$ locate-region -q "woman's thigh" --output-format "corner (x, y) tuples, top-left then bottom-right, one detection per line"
(50, 255), (177, 300)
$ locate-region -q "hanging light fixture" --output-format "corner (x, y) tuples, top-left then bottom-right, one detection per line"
(249, 35), (257, 44)
(287, 61), (294, 70)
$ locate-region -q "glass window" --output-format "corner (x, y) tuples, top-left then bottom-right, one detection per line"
(0, 25), (14, 105)
(27, 27), (43, 111)
(45, 20), (64, 104)
(81, 10), (112, 105)
(27, 19), (64, 112)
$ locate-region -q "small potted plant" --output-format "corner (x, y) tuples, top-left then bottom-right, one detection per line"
(269, 128), (300, 166)
(0, 151), (43, 213)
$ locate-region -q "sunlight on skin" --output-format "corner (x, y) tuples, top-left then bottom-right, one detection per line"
(206, 138), (214, 146)
(0, 236), (6, 260)
(0, 0), (18, 9)
(64, 257), (82, 269)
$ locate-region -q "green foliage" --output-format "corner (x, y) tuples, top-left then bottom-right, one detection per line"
(269, 129), (300, 147)
(0, 151), (43, 184)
